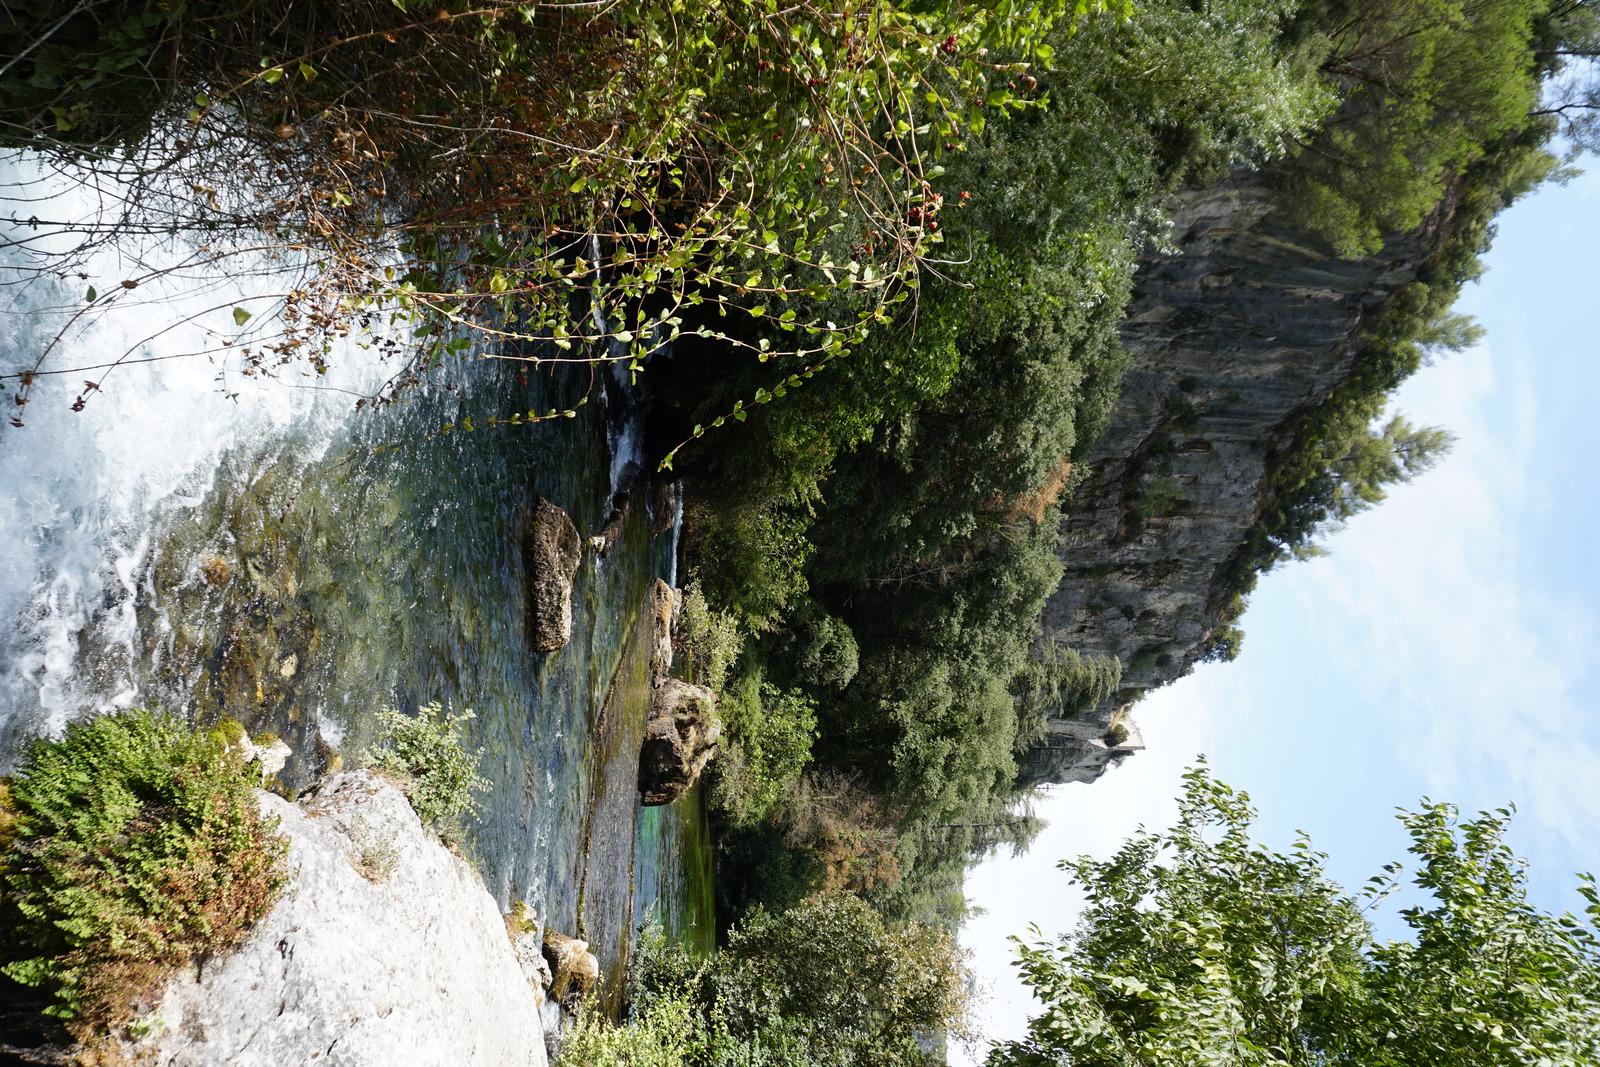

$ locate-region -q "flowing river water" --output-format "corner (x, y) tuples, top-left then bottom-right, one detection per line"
(0, 163), (715, 1002)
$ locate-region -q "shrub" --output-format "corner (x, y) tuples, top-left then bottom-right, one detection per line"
(360, 703), (487, 827)
(623, 900), (975, 1067)
(775, 602), (860, 693)
(712, 893), (976, 1067)
(778, 769), (903, 895)
(0, 709), (288, 1040)
(673, 583), (744, 694)
(693, 507), (813, 634)
(558, 983), (706, 1067)
(709, 675), (818, 826)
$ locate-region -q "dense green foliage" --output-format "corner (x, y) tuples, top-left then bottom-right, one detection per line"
(10, 0), (1596, 1035)
(991, 766), (1600, 1066)
(1014, 645), (1125, 753)
(669, 0), (1341, 924)
(0, 0), (1087, 424)
(668, 0), (1598, 935)
(563, 894), (971, 1067)
(359, 703), (489, 826)
(1279, 0), (1567, 256)
(0, 710), (288, 1039)
(708, 673), (819, 826)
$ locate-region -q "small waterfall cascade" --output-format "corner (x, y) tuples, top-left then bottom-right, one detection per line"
(0, 158), (711, 976)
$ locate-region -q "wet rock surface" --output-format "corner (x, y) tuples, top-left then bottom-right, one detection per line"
(541, 930), (600, 1008)
(638, 679), (719, 806)
(523, 495), (583, 652)
(648, 578), (679, 689)
(124, 771), (548, 1067)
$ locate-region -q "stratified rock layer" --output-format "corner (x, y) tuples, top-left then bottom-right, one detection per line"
(128, 771), (547, 1067)
(1025, 168), (1453, 786)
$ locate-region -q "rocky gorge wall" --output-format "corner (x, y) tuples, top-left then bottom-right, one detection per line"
(1022, 167), (1457, 786)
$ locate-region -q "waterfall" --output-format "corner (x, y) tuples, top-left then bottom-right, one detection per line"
(0, 155), (387, 753)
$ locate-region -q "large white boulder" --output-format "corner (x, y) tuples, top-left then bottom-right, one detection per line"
(126, 771), (547, 1067)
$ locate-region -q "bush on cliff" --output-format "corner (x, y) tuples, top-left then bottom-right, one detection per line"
(1279, 0), (1564, 257)
(0, 709), (288, 1040)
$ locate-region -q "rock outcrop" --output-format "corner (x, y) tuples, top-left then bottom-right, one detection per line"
(591, 462), (642, 559)
(648, 578), (679, 689)
(650, 478), (681, 537)
(124, 771), (548, 1067)
(541, 930), (600, 1008)
(1020, 707), (1146, 787)
(1029, 167), (1457, 784)
(638, 679), (719, 805)
(523, 496), (582, 652)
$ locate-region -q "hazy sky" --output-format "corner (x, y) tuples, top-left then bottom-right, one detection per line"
(956, 162), (1600, 1062)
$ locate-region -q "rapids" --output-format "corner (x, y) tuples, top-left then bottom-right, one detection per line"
(0, 158), (713, 990)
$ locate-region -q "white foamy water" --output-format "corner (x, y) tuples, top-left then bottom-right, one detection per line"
(0, 156), (386, 748)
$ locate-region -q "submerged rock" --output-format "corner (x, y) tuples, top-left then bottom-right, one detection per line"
(649, 478), (681, 537)
(638, 679), (719, 805)
(591, 462), (642, 559)
(123, 771), (548, 1067)
(523, 496), (582, 652)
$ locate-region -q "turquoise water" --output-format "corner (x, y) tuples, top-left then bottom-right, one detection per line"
(0, 277), (711, 985)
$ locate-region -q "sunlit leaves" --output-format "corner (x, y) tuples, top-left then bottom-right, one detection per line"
(992, 766), (1600, 1067)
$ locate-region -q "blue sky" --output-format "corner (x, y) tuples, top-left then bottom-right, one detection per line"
(956, 163), (1600, 1060)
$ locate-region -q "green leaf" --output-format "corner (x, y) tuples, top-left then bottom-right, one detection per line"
(85, 286), (96, 302)
(261, 67), (284, 84)
(232, 308), (253, 326)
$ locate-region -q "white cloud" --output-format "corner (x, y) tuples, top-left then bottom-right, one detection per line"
(1279, 327), (1600, 912)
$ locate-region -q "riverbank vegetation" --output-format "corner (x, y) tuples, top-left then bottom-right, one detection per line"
(0, 710), (287, 1043)
(6, 0), (1600, 1059)
(0, 0), (1084, 422)
(671, 0), (1598, 934)
(563, 894), (973, 1067)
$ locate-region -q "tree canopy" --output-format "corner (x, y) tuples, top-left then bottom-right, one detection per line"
(991, 766), (1600, 1067)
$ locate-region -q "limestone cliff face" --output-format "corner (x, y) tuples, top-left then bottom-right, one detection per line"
(1022, 168), (1453, 786)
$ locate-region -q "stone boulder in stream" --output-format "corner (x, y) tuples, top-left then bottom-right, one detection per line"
(638, 679), (720, 805)
(541, 929), (600, 1008)
(523, 496), (582, 652)
(648, 578), (679, 688)
(123, 771), (548, 1067)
